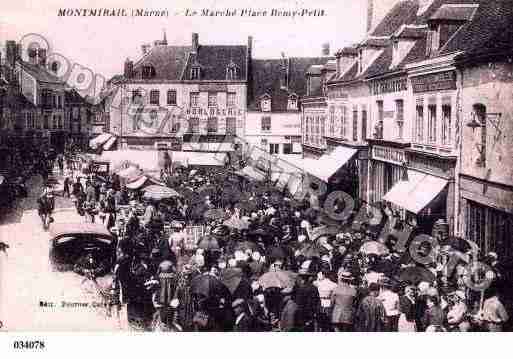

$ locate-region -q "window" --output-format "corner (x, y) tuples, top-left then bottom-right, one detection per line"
(441, 98), (452, 146)
(57, 95), (62, 109)
(142, 65), (156, 79)
(375, 101), (384, 139)
(52, 115), (58, 129)
(226, 117), (237, 135)
(396, 99), (404, 140)
(52, 95), (57, 108)
(170, 117), (180, 133)
(150, 90), (160, 105)
(261, 116), (271, 132)
(261, 97), (271, 112)
(283, 143), (293, 154)
(474, 104), (487, 167)
(304, 117), (309, 143)
(188, 118), (200, 133)
(415, 98), (424, 142)
(320, 117), (326, 146)
(58, 115), (63, 129)
(428, 100), (437, 143)
(315, 117), (320, 145)
(207, 117), (218, 133)
(352, 106), (358, 141)
(191, 66), (200, 80)
(269, 143), (279, 154)
(288, 95), (298, 110)
(340, 106), (347, 139)
(329, 106), (335, 137)
(227, 93), (236, 108)
(190, 92), (199, 107)
(167, 90), (177, 105)
(132, 89), (142, 104)
(361, 107), (368, 140)
(226, 63), (238, 80)
(208, 93), (217, 107)
(261, 139), (268, 149)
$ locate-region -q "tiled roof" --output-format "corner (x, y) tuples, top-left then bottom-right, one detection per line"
(337, 47), (359, 56)
(364, 47), (393, 79)
(20, 61), (63, 84)
(441, 0), (513, 57)
(306, 65), (323, 75)
(248, 57), (332, 112)
(361, 37), (391, 48)
(132, 44), (247, 81)
(371, 1), (420, 37)
(430, 4), (478, 22)
(337, 61), (359, 82)
(395, 25), (427, 39)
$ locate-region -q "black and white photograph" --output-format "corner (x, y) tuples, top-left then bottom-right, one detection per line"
(0, 1), (513, 351)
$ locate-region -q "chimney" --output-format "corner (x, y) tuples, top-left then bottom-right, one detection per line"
(28, 47), (37, 65)
(124, 58), (133, 78)
(141, 44), (151, 55)
(367, 0), (374, 33)
(322, 43), (330, 56)
(335, 51), (342, 77)
(192, 33), (199, 53)
(37, 48), (47, 67)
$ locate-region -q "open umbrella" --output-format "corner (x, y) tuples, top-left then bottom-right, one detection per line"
(258, 270), (297, 290)
(233, 241), (261, 252)
(223, 217), (250, 230)
(360, 241), (390, 256)
(191, 274), (230, 298)
(221, 267), (243, 295)
(399, 266), (436, 285)
(143, 185), (182, 201)
(198, 236), (220, 251)
(267, 245), (287, 261)
(300, 243), (329, 259)
(204, 208), (229, 221)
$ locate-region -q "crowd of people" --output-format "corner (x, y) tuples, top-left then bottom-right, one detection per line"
(48, 153), (513, 332)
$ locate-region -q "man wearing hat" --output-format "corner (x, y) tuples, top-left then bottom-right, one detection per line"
(232, 298), (253, 332)
(355, 282), (386, 332)
(280, 287), (298, 332)
(331, 270), (357, 332)
(446, 290), (470, 332)
(295, 260), (321, 331)
(377, 277), (400, 331)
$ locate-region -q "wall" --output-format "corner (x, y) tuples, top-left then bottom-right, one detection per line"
(460, 61), (513, 187)
(108, 82), (247, 139)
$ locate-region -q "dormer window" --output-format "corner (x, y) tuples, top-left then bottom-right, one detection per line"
(142, 65), (156, 79)
(226, 61), (238, 80)
(191, 65), (201, 80)
(260, 94), (271, 112)
(358, 49), (363, 74)
(288, 94), (298, 111)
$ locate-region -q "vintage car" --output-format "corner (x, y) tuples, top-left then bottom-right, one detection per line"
(49, 223), (117, 275)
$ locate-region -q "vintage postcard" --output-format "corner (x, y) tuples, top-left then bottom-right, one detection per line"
(0, 0), (512, 348)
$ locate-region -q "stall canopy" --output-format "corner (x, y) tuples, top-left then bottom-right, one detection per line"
(126, 175), (165, 190)
(89, 133), (113, 149)
(100, 150), (161, 173)
(102, 136), (117, 151)
(383, 170), (448, 214)
(169, 151), (228, 167)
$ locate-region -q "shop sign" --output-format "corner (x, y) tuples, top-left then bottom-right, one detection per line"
(411, 71), (456, 93)
(372, 145), (406, 165)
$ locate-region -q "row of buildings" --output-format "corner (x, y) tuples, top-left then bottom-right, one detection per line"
(0, 41), (98, 154)
(1, 0), (512, 258)
(298, 0), (513, 258)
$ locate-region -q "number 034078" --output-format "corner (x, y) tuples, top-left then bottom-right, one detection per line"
(13, 340), (45, 350)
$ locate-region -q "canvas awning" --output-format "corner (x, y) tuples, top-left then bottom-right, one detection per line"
(170, 151), (228, 167)
(235, 166), (267, 182)
(383, 171), (448, 214)
(103, 136), (117, 151)
(89, 133), (113, 149)
(125, 175), (165, 190)
(302, 147), (358, 182)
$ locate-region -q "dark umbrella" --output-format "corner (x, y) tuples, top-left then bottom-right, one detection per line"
(221, 267), (243, 295)
(258, 270), (297, 290)
(399, 266), (436, 285)
(190, 274), (229, 298)
(267, 245), (287, 261)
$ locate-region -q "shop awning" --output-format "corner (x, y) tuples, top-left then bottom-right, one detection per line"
(125, 175), (165, 190)
(235, 166), (267, 182)
(304, 147), (358, 182)
(383, 171), (448, 214)
(170, 151), (228, 167)
(102, 136), (117, 151)
(89, 133), (113, 149)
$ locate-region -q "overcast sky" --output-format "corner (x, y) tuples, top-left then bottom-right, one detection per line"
(0, 0), (366, 80)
